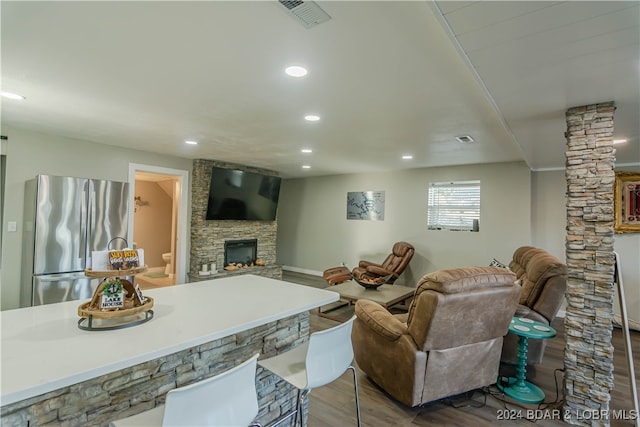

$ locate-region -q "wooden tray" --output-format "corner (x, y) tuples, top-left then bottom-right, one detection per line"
(78, 296), (154, 319)
(84, 266), (148, 278)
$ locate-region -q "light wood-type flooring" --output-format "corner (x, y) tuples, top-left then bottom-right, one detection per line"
(281, 271), (640, 426)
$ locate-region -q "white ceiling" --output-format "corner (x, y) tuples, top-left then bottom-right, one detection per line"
(1, 1), (638, 178)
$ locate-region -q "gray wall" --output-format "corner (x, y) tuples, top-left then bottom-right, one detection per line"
(0, 127), (192, 310)
(531, 170), (567, 260)
(276, 161), (532, 288)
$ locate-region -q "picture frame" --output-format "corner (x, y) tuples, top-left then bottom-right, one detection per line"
(614, 171), (640, 233)
(346, 191), (385, 221)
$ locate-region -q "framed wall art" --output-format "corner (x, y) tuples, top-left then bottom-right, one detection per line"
(614, 171), (640, 233)
(346, 191), (385, 220)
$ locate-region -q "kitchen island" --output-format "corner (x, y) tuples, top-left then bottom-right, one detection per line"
(1, 275), (338, 426)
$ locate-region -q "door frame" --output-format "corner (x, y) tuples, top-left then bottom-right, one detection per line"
(128, 163), (189, 284)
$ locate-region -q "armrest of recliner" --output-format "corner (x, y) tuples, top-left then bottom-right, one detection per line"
(514, 304), (531, 317)
(355, 300), (408, 341)
(358, 260), (380, 269)
(366, 265), (394, 277)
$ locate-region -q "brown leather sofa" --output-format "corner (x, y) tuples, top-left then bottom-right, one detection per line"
(501, 246), (567, 366)
(322, 241), (415, 286)
(352, 266), (520, 407)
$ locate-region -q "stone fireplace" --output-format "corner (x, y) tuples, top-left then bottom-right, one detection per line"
(224, 239), (258, 267)
(190, 159), (282, 280)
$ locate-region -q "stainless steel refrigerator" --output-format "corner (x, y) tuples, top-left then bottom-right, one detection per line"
(21, 174), (130, 306)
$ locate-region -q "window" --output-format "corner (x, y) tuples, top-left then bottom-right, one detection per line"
(427, 180), (480, 231)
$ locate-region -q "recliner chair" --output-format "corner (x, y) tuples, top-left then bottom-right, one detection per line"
(323, 242), (415, 286)
(500, 246), (567, 366)
(351, 266), (520, 407)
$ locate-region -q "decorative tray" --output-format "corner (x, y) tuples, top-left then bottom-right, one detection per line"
(77, 276), (153, 331)
(84, 266), (148, 278)
(77, 297), (154, 319)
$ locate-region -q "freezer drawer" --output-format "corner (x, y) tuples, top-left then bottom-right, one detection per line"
(32, 273), (102, 306)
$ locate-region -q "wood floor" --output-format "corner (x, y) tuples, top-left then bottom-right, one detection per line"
(281, 271), (640, 426)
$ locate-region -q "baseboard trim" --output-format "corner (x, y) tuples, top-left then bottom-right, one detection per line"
(281, 265), (323, 277)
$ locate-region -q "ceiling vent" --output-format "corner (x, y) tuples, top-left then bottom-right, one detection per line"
(278, 1), (331, 29)
(455, 135), (475, 143)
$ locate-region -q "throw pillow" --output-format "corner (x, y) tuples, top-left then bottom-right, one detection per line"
(489, 258), (509, 269)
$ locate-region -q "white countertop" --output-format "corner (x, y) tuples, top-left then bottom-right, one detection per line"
(0, 275), (338, 406)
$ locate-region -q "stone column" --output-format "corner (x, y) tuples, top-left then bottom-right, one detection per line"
(563, 102), (616, 426)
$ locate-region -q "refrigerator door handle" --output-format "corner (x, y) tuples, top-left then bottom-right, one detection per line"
(80, 188), (88, 260)
(88, 186), (96, 260)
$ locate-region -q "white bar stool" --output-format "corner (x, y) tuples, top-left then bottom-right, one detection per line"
(258, 316), (361, 427)
(109, 353), (261, 427)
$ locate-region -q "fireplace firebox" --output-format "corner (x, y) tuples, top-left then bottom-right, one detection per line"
(224, 239), (258, 267)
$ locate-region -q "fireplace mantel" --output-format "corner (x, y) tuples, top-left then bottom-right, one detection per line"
(189, 264), (283, 282)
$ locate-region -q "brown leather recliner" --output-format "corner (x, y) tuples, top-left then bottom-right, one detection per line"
(501, 246), (567, 366)
(352, 241), (414, 284)
(352, 266), (520, 407)
(322, 241), (415, 286)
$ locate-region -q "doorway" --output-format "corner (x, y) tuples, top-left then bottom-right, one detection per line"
(128, 164), (189, 288)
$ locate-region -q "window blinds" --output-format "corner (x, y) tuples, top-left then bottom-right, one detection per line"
(427, 180), (480, 231)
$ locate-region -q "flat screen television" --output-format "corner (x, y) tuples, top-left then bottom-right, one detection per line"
(205, 167), (282, 221)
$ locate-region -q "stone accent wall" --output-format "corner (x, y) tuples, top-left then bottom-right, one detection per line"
(190, 159), (281, 278)
(1, 312), (309, 426)
(563, 102), (616, 426)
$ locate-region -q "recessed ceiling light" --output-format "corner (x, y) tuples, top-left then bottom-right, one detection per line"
(304, 114), (320, 122)
(1, 91), (26, 100)
(613, 139), (627, 144)
(301, 148), (313, 154)
(185, 140), (198, 145)
(285, 65), (308, 77)
(455, 135), (475, 143)
(302, 165), (311, 169)
(402, 155), (413, 160)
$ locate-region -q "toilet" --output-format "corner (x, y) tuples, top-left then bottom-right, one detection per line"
(162, 252), (172, 275)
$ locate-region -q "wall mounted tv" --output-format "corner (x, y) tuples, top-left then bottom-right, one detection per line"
(205, 167), (282, 221)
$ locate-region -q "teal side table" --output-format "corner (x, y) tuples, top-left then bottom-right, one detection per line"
(497, 317), (556, 404)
